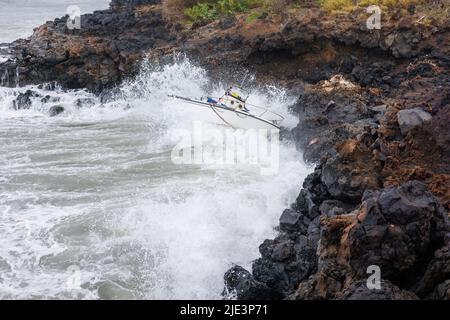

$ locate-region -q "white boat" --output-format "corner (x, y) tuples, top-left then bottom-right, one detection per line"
(168, 86), (284, 130)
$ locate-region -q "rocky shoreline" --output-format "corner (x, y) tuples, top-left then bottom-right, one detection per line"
(1, 0), (449, 300)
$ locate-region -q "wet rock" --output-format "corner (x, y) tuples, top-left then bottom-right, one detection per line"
(292, 214), (355, 300)
(48, 105), (64, 117)
(336, 280), (419, 300)
(97, 281), (136, 300)
(223, 265), (280, 300)
(250, 232), (318, 298)
(279, 209), (301, 232)
(41, 95), (60, 104)
(397, 108), (432, 135)
(0, 257), (11, 273)
(13, 89), (38, 110)
(75, 97), (96, 108)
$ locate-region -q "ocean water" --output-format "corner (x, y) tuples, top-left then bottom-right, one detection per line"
(0, 0), (110, 43)
(0, 2), (310, 300)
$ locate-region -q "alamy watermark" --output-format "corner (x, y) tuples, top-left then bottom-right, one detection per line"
(66, 265), (81, 291)
(66, 5), (81, 30)
(171, 121), (280, 176)
(366, 5), (382, 30)
(366, 265), (382, 290)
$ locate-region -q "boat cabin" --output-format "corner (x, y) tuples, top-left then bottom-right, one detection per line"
(219, 86), (250, 112)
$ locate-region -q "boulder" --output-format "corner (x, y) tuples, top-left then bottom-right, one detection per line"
(250, 232), (317, 298)
(348, 181), (449, 281)
(414, 244), (450, 297)
(13, 89), (37, 110)
(397, 108), (432, 135)
(48, 105), (64, 117)
(427, 280), (450, 300)
(223, 265), (279, 300)
(321, 139), (381, 202)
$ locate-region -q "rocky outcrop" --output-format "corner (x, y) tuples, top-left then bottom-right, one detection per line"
(1, 1), (449, 93)
(335, 280), (419, 300)
(0, 0), (449, 300)
(224, 12), (449, 298)
(225, 180), (449, 300)
(397, 108), (432, 135)
(48, 105), (65, 117)
(0, 0), (175, 92)
(13, 90), (35, 110)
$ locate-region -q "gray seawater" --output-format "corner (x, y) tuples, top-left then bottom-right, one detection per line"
(0, 2), (310, 300)
(0, 0), (110, 43)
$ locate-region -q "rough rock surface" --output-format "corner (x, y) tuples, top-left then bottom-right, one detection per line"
(397, 108), (432, 135)
(1, 0), (175, 92)
(0, 0), (449, 300)
(48, 105), (65, 117)
(223, 9), (450, 298)
(335, 280), (419, 300)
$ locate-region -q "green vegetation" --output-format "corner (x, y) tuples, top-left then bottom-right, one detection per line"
(245, 10), (264, 23)
(185, 2), (219, 22)
(167, 0), (443, 25)
(184, 0), (265, 23)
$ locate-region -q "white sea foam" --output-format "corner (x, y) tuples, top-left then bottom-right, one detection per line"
(0, 57), (311, 299)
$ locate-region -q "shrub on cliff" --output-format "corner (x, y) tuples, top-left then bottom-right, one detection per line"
(165, 0), (299, 23)
(184, 0), (263, 22)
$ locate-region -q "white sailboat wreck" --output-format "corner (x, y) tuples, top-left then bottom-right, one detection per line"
(169, 86), (284, 130)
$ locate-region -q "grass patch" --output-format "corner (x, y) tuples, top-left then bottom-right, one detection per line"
(183, 0), (262, 23)
(185, 2), (220, 22)
(178, 0), (299, 23)
(245, 10), (262, 22)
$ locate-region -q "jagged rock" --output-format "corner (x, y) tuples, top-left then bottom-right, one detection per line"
(48, 105), (64, 117)
(319, 200), (354, 217)
(414, 244), (450, 297)
(279, 209), (301, 232)
(13, 89), (38, 110)
(219, 16), (236, 30)
(75, 97), (96, 108)
(397, 108), (432, 135)
(423, 105), (450, 153)
(223, 265), (280, 300)
(290, 181), (449, 300)
(348, 181), (449, 281)
(427, 280), (450, 300)
(336, 280), (419, 300)
(321, 139), (381, 202)
(250, 232), (317, 298)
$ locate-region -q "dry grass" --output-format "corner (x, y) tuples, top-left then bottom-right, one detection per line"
(134, 4), (157, 16)
(163, 0), (199, 22)
(320, 0), (422, 13)
(269, 0), (295, 14)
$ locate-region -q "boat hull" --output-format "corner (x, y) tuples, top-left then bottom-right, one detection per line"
(171, 96), (281, 131)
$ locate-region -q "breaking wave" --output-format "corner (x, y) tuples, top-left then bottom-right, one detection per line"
(0, 57), (310, 299)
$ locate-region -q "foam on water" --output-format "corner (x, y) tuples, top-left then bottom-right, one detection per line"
(0, 57), (311, 299)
